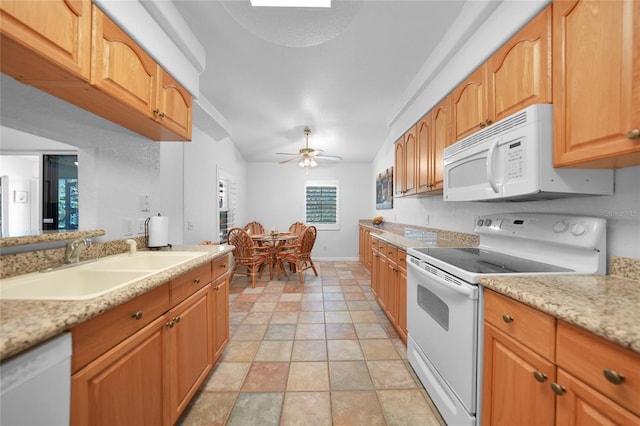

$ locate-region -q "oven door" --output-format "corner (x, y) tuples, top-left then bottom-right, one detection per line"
(406, 257), (481, 424)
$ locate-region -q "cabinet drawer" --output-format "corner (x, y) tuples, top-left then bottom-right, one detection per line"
(371, 238), (379, 251)
(170, 262), (212, 307)
(384, 244), (398, 264)
(211, 254), (230, 281)
(71, 283), (170, 373)
(484, 290), (556, 361)
(557, 321), (640, 415)
(397, 249), (407, 271)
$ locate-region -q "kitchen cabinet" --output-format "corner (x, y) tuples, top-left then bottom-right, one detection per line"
(452, 65), (492, 141)
(552, 0), (640, 168)
(359, 225), (372, 271)
(71, 255), (230, 426)
(0, 0), (91, 84)
(394, 127), (417, 197)
(488, 4), (552, 122)
(416, 111), (438, 194)
(482, 289), (640, 426)
(370, 238), (407, 342)
(0, 2), (192, 141)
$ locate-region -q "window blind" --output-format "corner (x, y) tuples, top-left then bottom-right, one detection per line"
(305, 181), (339, 230)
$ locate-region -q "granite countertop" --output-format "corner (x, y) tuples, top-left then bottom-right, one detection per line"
(0, 244), (234, 361)
(480, 274), (640, 354)
(363, 224), (479, 250)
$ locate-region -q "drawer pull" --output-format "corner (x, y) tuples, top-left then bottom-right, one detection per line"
(214, 284), (221, 291)
(166, 320), (176, 328)
(603, 368), (625, 385)
(173, 316), (181, 323)
(626, 128), (640, 140)
(193, 278), (201, 284)
(550, 382), (566, 395)
(533, 371), (547, 383)
(502, 314), (514, 323)
(219, 264), (227, 268)
(131, 311), (143, 320)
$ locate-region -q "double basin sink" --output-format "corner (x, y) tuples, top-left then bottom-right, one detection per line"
(0, 251), (208, 301)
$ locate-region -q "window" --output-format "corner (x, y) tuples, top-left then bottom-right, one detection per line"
(305, 180), (339, 230)
(218, 170), (237, 243)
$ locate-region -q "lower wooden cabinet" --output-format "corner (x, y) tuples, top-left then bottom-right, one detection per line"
(358, 225), (373, 271)
(71, 256), (230, 426)
(483, 289), (640, 425)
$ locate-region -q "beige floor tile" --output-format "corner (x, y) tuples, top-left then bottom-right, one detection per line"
(325, 323), (357, 340)
(295, 323), (326, 340)
(324, 301), (348, 311)
(354, 323), (389, 339)
(231, 324), (268, 341)
(242, 311), (273, 324)
(300, 301), (324, 311)
(270, 311), (299, 324)
(377, 389), (443, 426)
(241, 362), (289, 392)
(367, 360), (418, 389)
(221, 341), (260, 362)
(291, 340), (328, 361)
(226, 392), (283, 426)
(251, 301), (278, 312)
(329, 361), (374, 391)
(177, 391), (237, 426)
(298, 311), (325, 323)
(276, 301), (301, 312)
(323, 292), (345, 301)
(324, 311), (352, 323)
(254, 340), (293, 362)
(331, 391), (386, 426)
(348, 300), (375, 311)
(360, 339), (401, 360)
(264, 324), (297, 340)
(350, 310), (379, 323)
(202, 362), (250, 391)
(301, 293), (323, 302)
(287, 361), (330, 391)
(279, 293), (303, 302)
(280, 392), (332, 426)
(327, 339), (364, 360)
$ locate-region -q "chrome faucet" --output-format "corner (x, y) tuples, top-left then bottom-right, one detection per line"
(64, 237), (92, 264)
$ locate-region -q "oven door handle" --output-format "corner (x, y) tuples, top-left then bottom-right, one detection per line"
(407, 260), (478, 299)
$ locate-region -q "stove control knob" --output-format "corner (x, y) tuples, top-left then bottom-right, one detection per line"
(553, 222), (568, 233)
(571, 223), (587, 236)
(484, 219), (492, 227)
(477, 219), (484, 227)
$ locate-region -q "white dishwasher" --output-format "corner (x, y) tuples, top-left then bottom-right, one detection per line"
(1, 333), (72, 425)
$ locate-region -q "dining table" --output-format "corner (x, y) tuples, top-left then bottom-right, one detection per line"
(250, 232), (299, 279)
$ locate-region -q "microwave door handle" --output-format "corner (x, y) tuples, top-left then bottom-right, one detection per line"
(486, 138), (501, 193)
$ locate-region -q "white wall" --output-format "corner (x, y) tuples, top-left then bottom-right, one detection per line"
(246, 162), (371, 260)
(371, 1), (640, 260)
(0, 155), (38, 233)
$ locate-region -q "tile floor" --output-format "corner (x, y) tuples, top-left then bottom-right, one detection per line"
(178, 261), (445, 426)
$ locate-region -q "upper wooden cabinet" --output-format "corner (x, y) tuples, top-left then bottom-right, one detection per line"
(489, 5), (552, 122)
(553, 0), (640, 168)
(0, 0), (91, 83)
(452, 65), (493, 141)
(0, 1), (192, 141)
(416, 112), (433, 194)
(394, 128), (417, 197)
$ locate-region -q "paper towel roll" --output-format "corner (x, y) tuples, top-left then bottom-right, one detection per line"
(148, 215), (169, 247)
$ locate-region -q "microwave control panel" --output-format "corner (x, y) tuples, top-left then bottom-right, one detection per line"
(506, 139), (524, 180)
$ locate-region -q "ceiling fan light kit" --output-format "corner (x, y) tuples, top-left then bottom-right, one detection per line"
(277, 128), (342, 169)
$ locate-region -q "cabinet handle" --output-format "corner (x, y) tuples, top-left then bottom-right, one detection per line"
(533, 371), (547, 383)
(550, 382), (565, 395)
(166, 320), (175, 328)
(603, 368), (625, 385)
(173, 316), (181, 323)
(131, 311), (143, 320)
(626, 129), (640, 140)
(153, 108), (166, 119)
(502, 314), (514, 323)
(193, 278), (201, 284)
(219, 264), (227, 268)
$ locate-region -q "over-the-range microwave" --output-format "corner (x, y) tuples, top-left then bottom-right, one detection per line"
(443, 104), (614, 202)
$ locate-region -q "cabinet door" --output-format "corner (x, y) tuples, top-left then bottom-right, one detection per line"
(167, 285), (213, 423)
(394, 136), (406, 197)
(0, 0), (91, 82)
(452, 65), (493, 141)
(397, 257), (407, 341)
(431, 96), (452, 191)
(371, 248), (380, 298)
(385, 260), (398, 325)
(416, 112), (433, 193)
(378, 250), (389, 312)
(482, 322), (556, 426)
(553, 0), (640, 168)
(489, 5), (552, 121)
(212, 274), (230, 364)
(156, 69), (193, 140)
(555, 369), (640, 426)
(403, 126), (417, 196)
(71, 315), (169, 426)
(92, 6), (157, 120)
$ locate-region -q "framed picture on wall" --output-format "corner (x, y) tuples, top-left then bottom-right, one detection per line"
(376, 167), (393, 210)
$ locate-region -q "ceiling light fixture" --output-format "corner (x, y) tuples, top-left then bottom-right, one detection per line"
(250, 0), (331, 8)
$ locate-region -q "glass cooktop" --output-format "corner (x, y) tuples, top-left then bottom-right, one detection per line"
(410, 247), (574, 274)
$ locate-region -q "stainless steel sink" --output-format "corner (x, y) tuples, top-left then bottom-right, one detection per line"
(0, 251), (207, 300)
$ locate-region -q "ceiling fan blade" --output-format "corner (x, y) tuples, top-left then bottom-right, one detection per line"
(315, 154), (342, 161)
(278, 156), (301, 164)
(275, 152), (299, 156)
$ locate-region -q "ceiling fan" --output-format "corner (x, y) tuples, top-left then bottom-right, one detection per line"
(276, 128), (342, 168)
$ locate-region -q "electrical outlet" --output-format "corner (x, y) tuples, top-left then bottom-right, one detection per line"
(123, 218), (134, 236)
(425, 215), (430, 225)
(187, 221), (194, 231)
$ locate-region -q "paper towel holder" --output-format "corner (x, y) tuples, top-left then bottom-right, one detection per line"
(145, 213), (172, 250)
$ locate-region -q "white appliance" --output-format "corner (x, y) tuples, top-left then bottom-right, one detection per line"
(1, 333), (72, 425)
(443, 104), (613, 202)
(406, 213), (606, 426)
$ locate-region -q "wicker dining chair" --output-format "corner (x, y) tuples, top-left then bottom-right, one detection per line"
(276, 225), (318, 283)
(288, 221), (306, 236)
(243, 221), (265, 236)
(227, 227), (271, 287)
